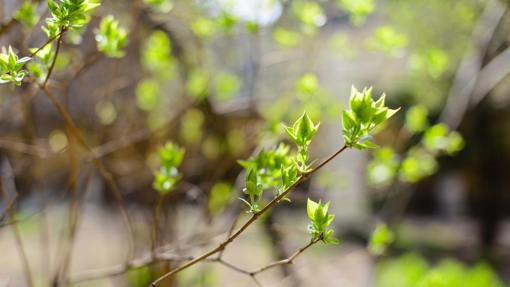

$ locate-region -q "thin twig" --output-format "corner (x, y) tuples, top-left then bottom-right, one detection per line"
(0, 193), (17, 222)
(249, 238), (320, 275)
(152, 194), (165, 258)
(0, 178), (34, 287)
(43, 28), (66, 87)
(28, 30), (64, 58)
(149, 145), (348, 286)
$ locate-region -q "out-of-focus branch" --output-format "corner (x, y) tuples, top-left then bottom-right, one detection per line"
(38, 85), (136, 262)
(439, 0), (506, 130)
(0, 193), (17, 222)
(0, 178), (34, 287)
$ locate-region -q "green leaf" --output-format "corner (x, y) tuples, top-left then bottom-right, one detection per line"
(84, 2), (101, 11)
(307, 198), (318, 221)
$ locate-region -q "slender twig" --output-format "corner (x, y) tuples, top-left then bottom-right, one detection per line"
(28, 30), (64, 58)
(55, 102), (82, 287)
(152, 194), (165, 257)
(0, 178), (34, 287)
(68, 253), (214, 285)
(249, 238), (320, 275)
(0, 193), (17, 222)
(43, 28), (66, 87)
(149, 145), (348, 286)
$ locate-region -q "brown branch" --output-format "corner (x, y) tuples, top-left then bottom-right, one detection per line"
(152, 194), (165, 257)
(0, 193), (17, 222)
(249, 238), (320, 275)
(149, 145), (348, 286)
(68, 253), (213, 285)
(38, 85), (135, 262)
(28, 30), (64, 58)
(0, 18), (17, 38)
(43, 28), (66, 87)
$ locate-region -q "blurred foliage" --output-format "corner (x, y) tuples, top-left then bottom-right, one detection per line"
(376, 253), (504, 287)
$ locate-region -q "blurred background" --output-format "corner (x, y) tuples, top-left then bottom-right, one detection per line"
(0, 0), (510, 286)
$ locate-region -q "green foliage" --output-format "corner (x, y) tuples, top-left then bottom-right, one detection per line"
(29, 44), (54, 66)
(14, 1), (40, 28)
(273, 28), (302, 47)
(46, 0), (100, 29)
(423, 123), (465, 156)
(143, 0), (173, 13)
(152, 142), (185, 194)
(95, 15), (128, 58)
(239, 168), (264, 214)
(293, 1), (326, 30)
(406, 104), (429, 133)
(0, 46), (31, 86)
(367, 147), (399, 186)
(365, 26), (408, 57)
(376, 253), (504, 287)
(186, 68), (209, 99)
(42, 20), (60, 39)
(337, 0), (375, 26)
(214, 72), (241, 101)
(136, 79), (160, 112)
(368, 223), (395, 256)
(307, 198), (338, 244)
(239, 144), (295, 202)
(191, 17), (216, 38)
(208, 182), (232, 215)
(283, 111), (320, 173)
(342, 86), (399, 150)
(142, 30), (175, 78)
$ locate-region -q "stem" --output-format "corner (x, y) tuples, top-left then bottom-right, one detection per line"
(149, 145), (348, 286)
(43, 27), (66, 87)
(249, 238), (320, 275)
(0, 178), (34, 287)
(152, 194), (165, 257)
(28, 30), (65, 58)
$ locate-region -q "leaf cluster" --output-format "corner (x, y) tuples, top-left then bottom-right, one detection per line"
(0, 47), (31, 86)
(239, 168), (264, 214)
(342, 86), (399, 150)
(153, 142), (185, 194)
(283, 111), (320, 173)
(14, 1), (40, 28)
(94, 15), (129, 58)
(47, 0), (100, 29)
(368, 223), (395, 256)
(307, 198), (338, 244)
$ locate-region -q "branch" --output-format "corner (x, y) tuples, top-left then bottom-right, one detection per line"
(43, 28), (66, 87)
(28, 30), (65, 58)
(149, 145), (348, 286)
(0, 193), (17, 222)
(249, 238), (320, 275)
(38, 85), (135, 262)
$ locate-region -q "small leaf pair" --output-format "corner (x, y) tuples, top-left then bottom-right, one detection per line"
(152, 142), (185, 194)
(239, 168), (264, 214)
(283, 111), (320, 174)
(94, 15), (129, 58)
